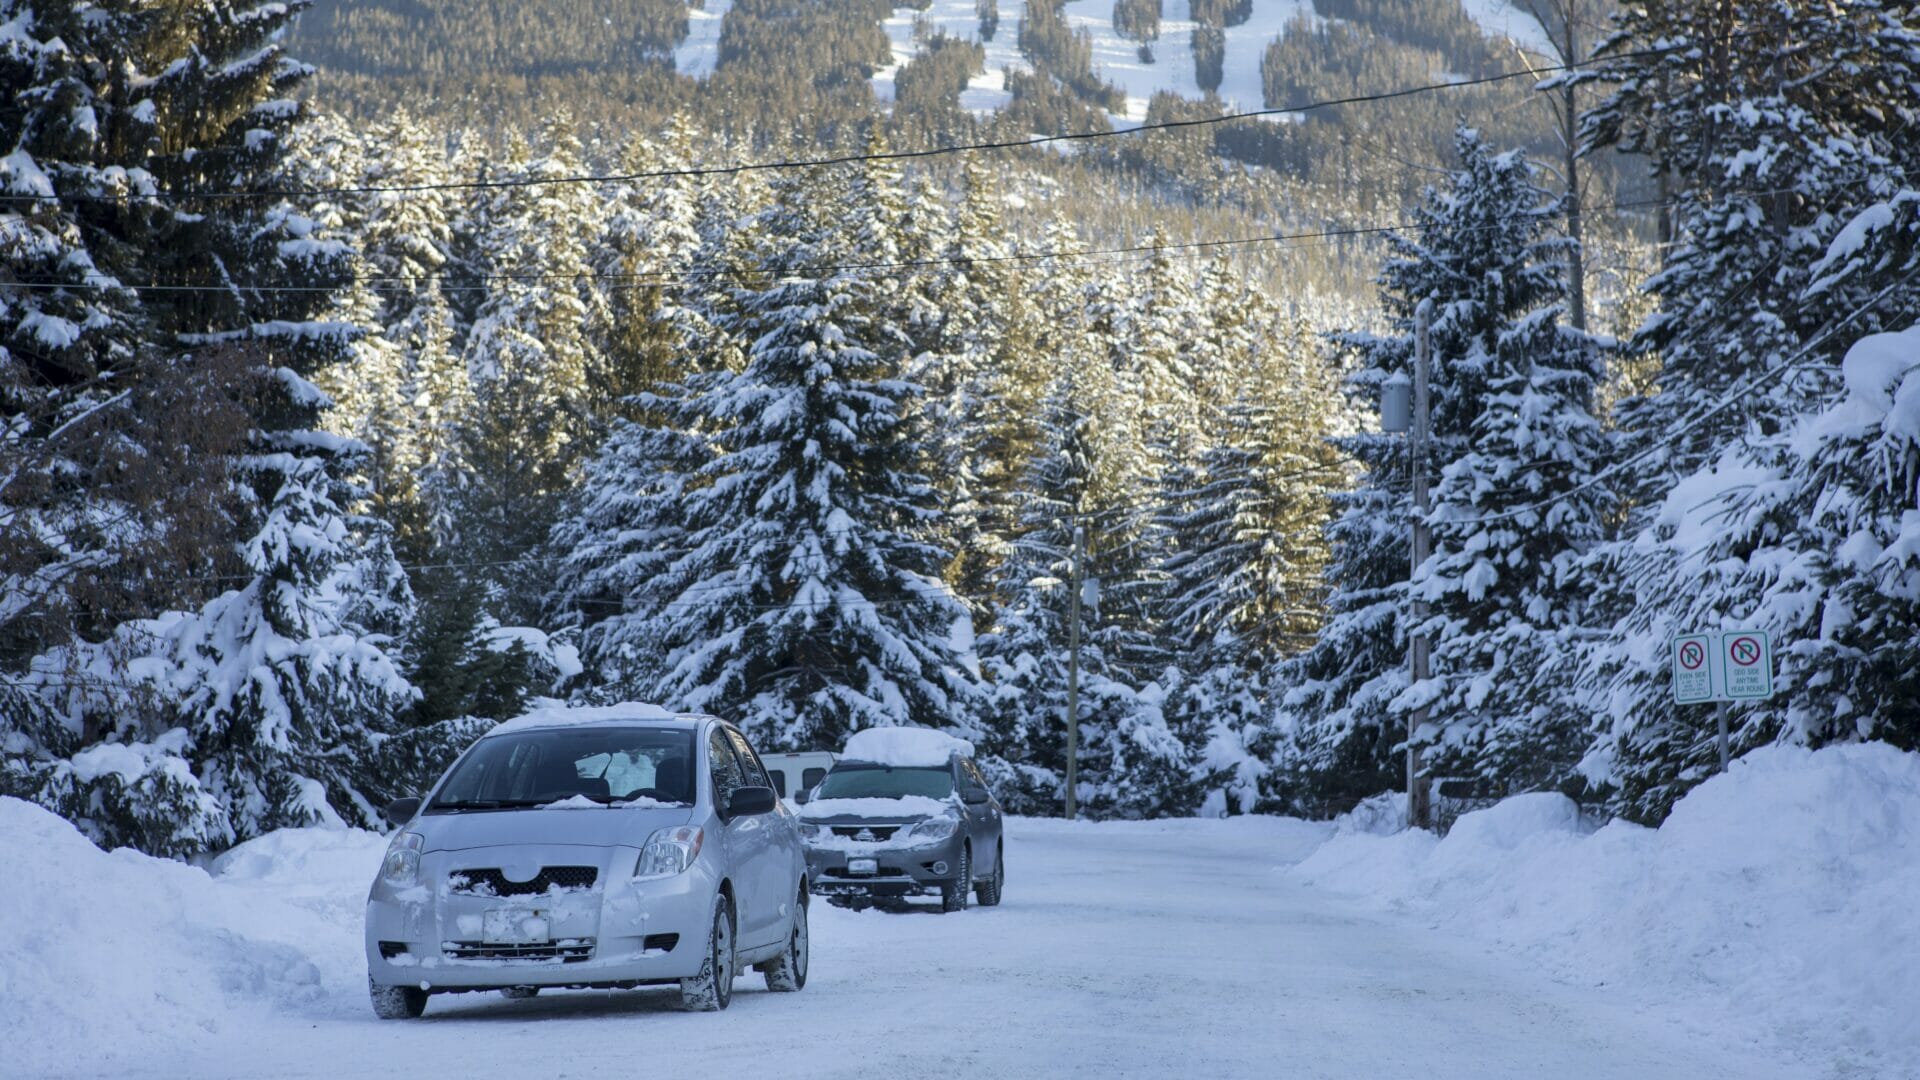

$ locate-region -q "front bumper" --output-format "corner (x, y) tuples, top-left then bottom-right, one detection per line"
(364, 849), (718, 991)
(803, 832), (964, 897)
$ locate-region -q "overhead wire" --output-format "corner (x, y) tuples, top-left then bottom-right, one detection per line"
(0, 35), (1759, 206)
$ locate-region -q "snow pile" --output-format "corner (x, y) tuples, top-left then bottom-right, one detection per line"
(489, 700), (680, 734)
(840, 725), (974, 767)
(0, 798), (386, 1076)
(1294, 744), (1920, 1075)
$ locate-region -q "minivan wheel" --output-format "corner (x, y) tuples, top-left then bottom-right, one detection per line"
(940, 844), (972, 913)
(369, 978), (428, 1019)
(760, 889), (809, 992)
(975, 845), (1004, 907)
(679, 893), (736, 1011)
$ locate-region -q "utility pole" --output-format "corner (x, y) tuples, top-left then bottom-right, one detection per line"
(1716, 701), (1731, 773)
(1064, 523), (1083, 819)
(1408, 300), (1434, 830)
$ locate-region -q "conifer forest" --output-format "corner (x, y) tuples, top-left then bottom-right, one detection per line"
(5, 0), (1920, 859)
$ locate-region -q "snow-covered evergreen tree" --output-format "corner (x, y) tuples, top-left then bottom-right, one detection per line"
(553, 166), (980, 752)
(1, 0), (427, 852)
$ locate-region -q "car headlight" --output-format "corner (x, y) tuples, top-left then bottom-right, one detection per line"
(634, 825), (704, 879)
(908, 816), (958, 842)
(798, 823), (828, 843)
(381, 832), (423, 887)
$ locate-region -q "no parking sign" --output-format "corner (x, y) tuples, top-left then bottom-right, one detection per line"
(1670, 630), (1774, 703)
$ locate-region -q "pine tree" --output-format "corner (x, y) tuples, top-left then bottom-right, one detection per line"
(556, 167), (980, 752)
(2, 0), (427, 852)
(1274, 128), (1567, 814)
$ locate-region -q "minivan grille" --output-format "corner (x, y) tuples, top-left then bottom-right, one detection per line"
(830, 825), (900, 842)
(443, 939), (595, 962)
(449, 866), (598, 897)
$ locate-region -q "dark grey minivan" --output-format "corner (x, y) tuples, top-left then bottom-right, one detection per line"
(796, 728), (1004, 912)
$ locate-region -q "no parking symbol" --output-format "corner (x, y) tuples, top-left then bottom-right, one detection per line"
(1722, 631), (1772, 699)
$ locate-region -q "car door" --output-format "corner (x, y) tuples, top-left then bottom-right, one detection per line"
(959, 756), (1003, 877)
(706, 726), (770, 946)
(723, 726), (795, 946)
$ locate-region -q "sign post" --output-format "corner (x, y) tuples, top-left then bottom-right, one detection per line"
(1670, 629), (1774, 773)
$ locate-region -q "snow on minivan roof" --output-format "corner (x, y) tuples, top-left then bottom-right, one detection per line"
(489, 702), (701, 736)
(840, 727), (975, 768)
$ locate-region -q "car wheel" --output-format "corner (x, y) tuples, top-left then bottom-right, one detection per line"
(369, 977), (427, 1019)
(940, 843), (971, 913)
(679, 892), (736, 1012)
(760, 888), (809, 992)
(975, 844), (1004, 907)
(500, 986), (539, 1000)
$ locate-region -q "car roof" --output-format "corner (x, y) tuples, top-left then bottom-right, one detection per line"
(485, 703), (716, 738)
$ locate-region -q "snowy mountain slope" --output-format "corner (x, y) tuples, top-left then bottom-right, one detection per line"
(682, 1), (1546, 121)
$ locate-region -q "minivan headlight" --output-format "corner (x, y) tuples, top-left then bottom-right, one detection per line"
(381, 832), (423, 887)
(634, 825), (704, 879)
(798, 823), (828, 844)
(908, 816), (958, 842)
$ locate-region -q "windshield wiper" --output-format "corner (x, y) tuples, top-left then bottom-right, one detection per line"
(430, 798), (544, 812)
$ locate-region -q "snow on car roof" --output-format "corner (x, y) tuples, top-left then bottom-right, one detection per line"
(840, 726), (974, 767)
(488, 702), (701, 736)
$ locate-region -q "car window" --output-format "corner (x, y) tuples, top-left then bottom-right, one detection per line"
(723, 727), (772, 788)
(428, 727), (695, 809)
(802, 766), (827, 791)
(768, 770), (788, 797)
(707, 727), (747, 806)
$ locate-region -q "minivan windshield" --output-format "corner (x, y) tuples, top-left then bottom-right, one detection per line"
(428, 727), (695, 811)
(813, 764), (953, 800)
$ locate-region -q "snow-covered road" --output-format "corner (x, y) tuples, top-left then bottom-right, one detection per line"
(52, 815), (1806, 1080)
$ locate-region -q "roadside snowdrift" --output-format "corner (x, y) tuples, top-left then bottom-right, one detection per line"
(0, 798), (386, 1077)
(1294, 743), (1920, 1075)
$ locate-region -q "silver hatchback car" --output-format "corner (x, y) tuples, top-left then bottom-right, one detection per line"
(364, 704), (809, 1017)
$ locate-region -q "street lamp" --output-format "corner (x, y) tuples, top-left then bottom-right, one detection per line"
(1379, 301), (1434, 830)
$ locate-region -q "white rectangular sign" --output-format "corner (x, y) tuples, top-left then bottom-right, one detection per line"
(1671, 630), (1775, 704)
(1672, 634), (1714, 704)
(1720, 630), (1773, 700)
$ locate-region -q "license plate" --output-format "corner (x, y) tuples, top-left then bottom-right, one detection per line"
(847, 857), (878, 875)
(482, 909), (551, 944)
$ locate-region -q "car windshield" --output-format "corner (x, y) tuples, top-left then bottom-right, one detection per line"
(813, 764), (953, 800)
(428, 727), (695, 811)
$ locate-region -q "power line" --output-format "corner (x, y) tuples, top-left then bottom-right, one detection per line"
(0, 187), (1793, 298)
(0, 37), (1752, 206)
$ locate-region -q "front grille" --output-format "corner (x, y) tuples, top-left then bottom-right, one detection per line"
(443, 939), (595, 962)
(449, 866), (598, 897)
(828, 866), (906, 878)
(830, 825), (900, 842)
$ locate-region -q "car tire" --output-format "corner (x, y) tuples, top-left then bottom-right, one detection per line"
(679, 892), (736, 1012)
(759, 889), (809, 992)
(500, 986), (539, 1000)
(975, 844), (1004, 907)
(369, 977), (428, 1019)
(940, 843), (971, 913)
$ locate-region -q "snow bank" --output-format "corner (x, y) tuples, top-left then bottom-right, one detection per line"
(0, 798), (387, 1077)
(1294, 744), (1920, 1076)
(840, 726), (973, 767)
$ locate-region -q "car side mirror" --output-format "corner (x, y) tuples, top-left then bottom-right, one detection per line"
(727, 785), (777, 818)
(384, 796), (422, 827)
(794, 788), (811, 805)
(962, 788), (990, 806)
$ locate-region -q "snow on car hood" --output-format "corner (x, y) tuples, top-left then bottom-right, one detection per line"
(413, 803), (694, 852)
(797, 795), (955, 823)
